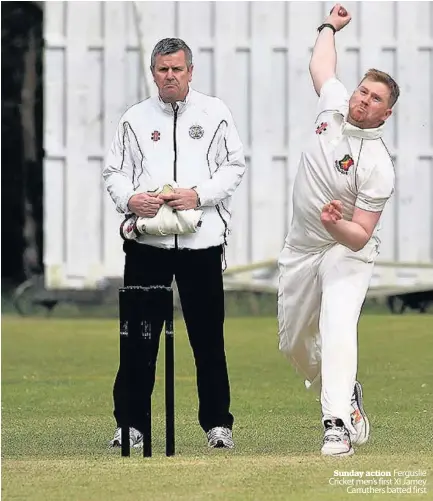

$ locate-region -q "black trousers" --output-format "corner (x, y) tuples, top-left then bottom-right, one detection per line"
(113, 241), (234, 433)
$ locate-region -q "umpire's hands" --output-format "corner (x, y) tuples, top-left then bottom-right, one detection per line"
(159, 188), (199, 211)
(128, 192), (164, 217)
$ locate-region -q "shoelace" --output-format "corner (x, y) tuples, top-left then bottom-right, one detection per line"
(114, 428), (142, 441)
(130, 429), (143, 442)
(324, 426), (347, 443)
(208, 427), (231, 440)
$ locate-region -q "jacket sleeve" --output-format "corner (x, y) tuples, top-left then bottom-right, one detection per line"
(102, 119), (141, 214)
(194, 103), (246, 206)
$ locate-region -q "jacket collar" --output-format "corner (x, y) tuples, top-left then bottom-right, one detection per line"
(341, 116), (385, 140)
(157, 87), (192, 115)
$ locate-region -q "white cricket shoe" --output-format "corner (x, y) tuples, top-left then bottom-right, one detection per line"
(109, 427), (143, 449)
(321, 418), (354, 457)
(207, 427), (234, 449)
(350, 380), (370, 446)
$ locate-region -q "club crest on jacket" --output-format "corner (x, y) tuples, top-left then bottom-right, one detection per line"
(189, 125), (204, 139)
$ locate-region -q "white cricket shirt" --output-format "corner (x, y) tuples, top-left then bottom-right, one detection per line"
(286, 77), (395, 252)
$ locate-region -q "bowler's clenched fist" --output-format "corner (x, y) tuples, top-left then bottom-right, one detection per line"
(326, 4), (352, 31)
(321, 200), (343, 225)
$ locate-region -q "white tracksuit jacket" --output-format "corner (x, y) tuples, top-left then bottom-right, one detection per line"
(103, 88), (246, 250)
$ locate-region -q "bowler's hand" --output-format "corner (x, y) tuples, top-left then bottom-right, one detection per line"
(128, 192), (164, 218)
(325, 4), (352, 31)
(159, 188), (199, 210)
(321, 200), (343, 225)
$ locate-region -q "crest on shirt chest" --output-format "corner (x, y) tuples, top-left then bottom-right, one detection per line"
(335, 154), (354, 175)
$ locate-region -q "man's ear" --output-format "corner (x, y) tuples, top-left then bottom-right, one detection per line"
(383, 108), (392, 121)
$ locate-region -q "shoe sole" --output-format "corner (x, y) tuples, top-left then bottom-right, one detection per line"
(321, 447), (355, 457)
(109, 440), (143, 449)
(352, 381), (370, 446)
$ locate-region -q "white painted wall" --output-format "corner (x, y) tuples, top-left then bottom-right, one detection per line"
(43, 1), (433, 289)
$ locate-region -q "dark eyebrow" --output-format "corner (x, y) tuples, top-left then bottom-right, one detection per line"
(157, 65), (184, 71)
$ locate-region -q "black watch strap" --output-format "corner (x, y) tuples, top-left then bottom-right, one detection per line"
(192, 186), (201, 208)
(318, 23), (336, 34)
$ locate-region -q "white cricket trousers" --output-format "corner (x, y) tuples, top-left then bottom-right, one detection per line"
(277, 240), (377, 432)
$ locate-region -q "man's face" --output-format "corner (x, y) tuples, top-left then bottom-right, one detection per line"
(348, 79), (392, 129)
(152, 50), (193, 103)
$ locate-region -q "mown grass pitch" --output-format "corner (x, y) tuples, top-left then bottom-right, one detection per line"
(2, 314), (432, 500)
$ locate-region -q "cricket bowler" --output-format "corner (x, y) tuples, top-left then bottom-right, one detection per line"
(278, 4), (400, 456)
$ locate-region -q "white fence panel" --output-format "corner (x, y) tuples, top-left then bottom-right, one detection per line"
(43, 1), (433, 289)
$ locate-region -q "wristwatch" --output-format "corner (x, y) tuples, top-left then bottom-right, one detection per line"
(192, 187), (201, 208)
(317, 23), (336, 34)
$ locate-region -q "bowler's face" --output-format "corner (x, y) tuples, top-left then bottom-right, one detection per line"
(348, 79), (392, 129)
(152, 50), (193, 103)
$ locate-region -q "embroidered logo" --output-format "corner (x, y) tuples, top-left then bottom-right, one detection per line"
(189, 125), (204, 139)
(315, 122), (328, 134)
(351, 409), (362, 424)
(335, 154), (354, 175)
(151, 131), (161, 142)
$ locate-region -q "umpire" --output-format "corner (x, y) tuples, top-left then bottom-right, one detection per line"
(103, 38), (246, 449)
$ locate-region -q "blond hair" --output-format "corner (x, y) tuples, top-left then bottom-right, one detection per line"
(361, 69), (400, 108)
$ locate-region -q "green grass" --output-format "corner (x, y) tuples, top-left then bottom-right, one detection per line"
(2, 315), (433, 500)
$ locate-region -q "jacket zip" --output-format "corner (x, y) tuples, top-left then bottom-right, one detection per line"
(172, 104), (179, 250)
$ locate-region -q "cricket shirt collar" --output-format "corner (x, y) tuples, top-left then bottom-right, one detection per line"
(341, 118), (385, 140)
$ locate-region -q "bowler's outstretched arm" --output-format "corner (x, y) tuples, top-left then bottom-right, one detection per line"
(309, 4), (352, 96)
(309, 29), (337, 96)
